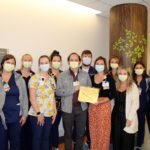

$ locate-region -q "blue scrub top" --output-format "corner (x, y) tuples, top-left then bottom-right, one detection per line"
(3, 73), (20, 123)
(138, 78), (147, 112)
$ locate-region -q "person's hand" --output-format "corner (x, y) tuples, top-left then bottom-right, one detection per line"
(37, 114), (45, 126)
(94, 97), (109, 105)
(20, 116), (27, 126)
(94, 98), (101, 105)
(126, 119), (132, 127)
(75, 85), (80, 91)
(52, 114), (57, 124)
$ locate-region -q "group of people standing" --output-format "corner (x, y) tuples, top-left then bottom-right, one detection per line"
(0, 49), (150, 150)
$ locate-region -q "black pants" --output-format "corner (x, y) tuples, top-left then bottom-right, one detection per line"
(49, 110), (62, 150)
(85, 109), (90, 147)
(72, 109), (90, 147)
(62, 106), (87, 150)
(136, 111), (145, 147)
(20, 117), (32, 150)
(112, 113), (135, 150)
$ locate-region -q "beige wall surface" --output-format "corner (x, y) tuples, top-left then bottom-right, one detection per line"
(0, 0), (109, 71)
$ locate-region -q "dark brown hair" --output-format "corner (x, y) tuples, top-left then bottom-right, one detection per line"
(38, 55), (50, 65)
(81, 50), (92, 57)
(50, 50), (62, 61)
(133, 61), (149, 80)
(67, 52), (81, 62)
(0, 54), (16, 71)
(94, 56), (108, 74)
(109, 55), (120, 70)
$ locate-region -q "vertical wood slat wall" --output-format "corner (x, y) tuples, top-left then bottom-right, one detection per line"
(110, 4), (147, 68)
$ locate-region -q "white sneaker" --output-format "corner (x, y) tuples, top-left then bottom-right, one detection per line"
(134, 146), (142, 150)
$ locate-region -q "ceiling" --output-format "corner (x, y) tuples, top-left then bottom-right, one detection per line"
(69, 0), (150, 17)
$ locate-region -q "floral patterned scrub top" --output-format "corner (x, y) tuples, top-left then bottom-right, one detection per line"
(28, 74), (56, 117)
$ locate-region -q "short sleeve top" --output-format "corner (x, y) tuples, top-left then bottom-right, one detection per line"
(28, 74), (56, 117)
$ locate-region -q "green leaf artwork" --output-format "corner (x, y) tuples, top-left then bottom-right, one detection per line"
(113, 29), (147, 64)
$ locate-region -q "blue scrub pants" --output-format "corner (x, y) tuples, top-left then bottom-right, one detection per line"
(0, 119), (21, 150)
(30, 116), (52, 150)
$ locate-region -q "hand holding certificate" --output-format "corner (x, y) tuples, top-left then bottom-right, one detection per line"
(78, 86), (100, 104)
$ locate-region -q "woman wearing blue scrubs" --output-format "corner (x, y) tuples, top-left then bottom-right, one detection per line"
(0, 54), (28, 150)
(133, 61), (150, 150)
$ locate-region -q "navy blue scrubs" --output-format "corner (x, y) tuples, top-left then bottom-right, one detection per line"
(136, 78), (147, 147)
(16, 70), (34, 150)
(0, 73), (21, 150)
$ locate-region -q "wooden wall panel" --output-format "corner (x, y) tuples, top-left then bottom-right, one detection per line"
(110, 4), (147, 67)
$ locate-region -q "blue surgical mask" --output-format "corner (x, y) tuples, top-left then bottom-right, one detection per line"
(95, 65), (104, 73)
(82, 57), (91, 65)
(40, 64), (50, 72)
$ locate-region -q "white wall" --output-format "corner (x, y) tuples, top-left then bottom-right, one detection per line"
(0, 0), (109, 71)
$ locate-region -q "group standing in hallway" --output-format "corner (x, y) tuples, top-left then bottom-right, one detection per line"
(0, 49), (150, 150)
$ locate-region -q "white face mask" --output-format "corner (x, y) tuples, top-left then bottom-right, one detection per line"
(52, 62), (61, 70)
(40, 64), (50, 72)
(82, 57), (91, 66)
(23, 61), (32, 68)
(69, 61), (79, 69)
(3, 63), (15, 72)
(110, 63), (118, 69)
(135, 69), (144, 75)
(118, 74), (128, 82)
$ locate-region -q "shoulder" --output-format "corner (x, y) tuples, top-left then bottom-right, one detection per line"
(130, 82), (139, 93)
(16, 70), (21, 75)
(14, 72), (22, 80)
(106, 74), (114, 82)
(30, 70), (35, 76)
(31, 73), (39, 80)
(59, 70), (69, 77)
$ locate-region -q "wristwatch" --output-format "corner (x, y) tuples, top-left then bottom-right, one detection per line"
(37, 112), (41, 115)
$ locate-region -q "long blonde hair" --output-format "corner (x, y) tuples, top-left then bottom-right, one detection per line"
(116, 66), (133, 92)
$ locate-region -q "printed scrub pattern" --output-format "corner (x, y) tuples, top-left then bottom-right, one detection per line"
(28, 74), (56, 117)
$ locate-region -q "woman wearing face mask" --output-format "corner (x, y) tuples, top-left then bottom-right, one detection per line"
(109, 56), (120, 80)
(132, 61), (150, 150)
(28, 55), (57, 150)
(16, 54), (34, 150)
(89, 56), (116, 150)
(56, 52), (91, 150)
(112, 66), (139, 150)
(0, 54), (28, 150)
(49, 50), (62, 150)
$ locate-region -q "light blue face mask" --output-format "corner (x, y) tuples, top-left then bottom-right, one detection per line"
(40, 64), (50, 72)
(82, 57), (91, 65)
(95, 65), (104, 73)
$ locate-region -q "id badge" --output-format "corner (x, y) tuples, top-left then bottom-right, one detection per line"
(3, 83), (10, 92)
(39, 77), (45, 86)
(138, 87), (142, 95)
(102, 81), (109, 90)
(73, 81), (80, 86)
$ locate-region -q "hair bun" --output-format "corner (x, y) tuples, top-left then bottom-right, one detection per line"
(52, 50), (59, 55)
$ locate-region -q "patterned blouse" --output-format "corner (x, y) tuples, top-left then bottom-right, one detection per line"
(28, 73), (56, 117)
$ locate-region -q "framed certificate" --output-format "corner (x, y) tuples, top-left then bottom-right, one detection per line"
(78, 86), (99, 104)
